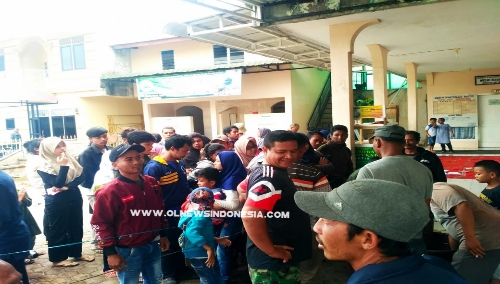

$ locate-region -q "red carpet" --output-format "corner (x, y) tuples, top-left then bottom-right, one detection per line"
(439, 156), (500, 179)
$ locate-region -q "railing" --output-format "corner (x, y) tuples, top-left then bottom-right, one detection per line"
(0, 69), (49, 89)
(0, 140), (23, 161)
(308, 74), (332, 130)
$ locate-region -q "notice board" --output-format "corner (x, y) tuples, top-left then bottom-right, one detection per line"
(432, 95), (478, 127)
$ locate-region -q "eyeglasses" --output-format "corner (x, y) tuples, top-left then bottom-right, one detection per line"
(246, 145), (257, 150)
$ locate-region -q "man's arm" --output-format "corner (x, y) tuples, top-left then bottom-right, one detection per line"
(242, 179), (292, 263)
(356, 167), (374, 180)
(242, 206), (292, 263)
(90, 190), (119, 255)
(430, 154), (447, 182)
(449, 126), (455, 137)
(453, 201), (485, 257)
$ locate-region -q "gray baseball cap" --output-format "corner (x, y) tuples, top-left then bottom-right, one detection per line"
(369, 124), (406, 141)
(294, 179), (429, 242)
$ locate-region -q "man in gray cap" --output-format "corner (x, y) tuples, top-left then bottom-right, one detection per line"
(357, 124), (433, 254)
(294, 180), (467, 284)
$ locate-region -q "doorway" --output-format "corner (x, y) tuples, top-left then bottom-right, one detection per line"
(478, 94), (500, 148)
(271, 101), (285, 113)
(176, 106), (205, 134)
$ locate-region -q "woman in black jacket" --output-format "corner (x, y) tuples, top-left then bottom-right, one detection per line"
(37, 137), (94, 267)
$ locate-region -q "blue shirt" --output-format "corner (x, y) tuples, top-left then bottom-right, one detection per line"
(436, 124), (451, 144)
(178, 213), (216, 259)
(347, 254), (467, 284)
(0, 170), (30, 261)
(144, 156), (191, 210)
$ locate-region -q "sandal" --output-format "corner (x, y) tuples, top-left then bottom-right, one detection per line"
(53, 260), (79, 267)
(91, 247), (103, 254)
(74, 255), (95, 262)
(25, 258), (35, 265)
(104, 270), (117, 278)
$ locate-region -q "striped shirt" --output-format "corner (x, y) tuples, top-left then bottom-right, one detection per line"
(287, 162), (331, 227)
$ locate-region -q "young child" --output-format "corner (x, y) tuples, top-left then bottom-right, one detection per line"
(194, 168), (239, 227)
(179, 188), (231, 284)
(474, 160), (500, 209)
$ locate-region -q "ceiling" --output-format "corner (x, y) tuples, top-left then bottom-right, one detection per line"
(274, 0), (500, 80)
(171, 0), (499, 80)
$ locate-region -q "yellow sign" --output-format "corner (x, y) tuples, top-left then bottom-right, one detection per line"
(492, 89), (500, 94)
(359, 105), (384, 118)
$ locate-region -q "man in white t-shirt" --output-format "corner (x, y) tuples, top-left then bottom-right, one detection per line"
(425, 118), (437, 152)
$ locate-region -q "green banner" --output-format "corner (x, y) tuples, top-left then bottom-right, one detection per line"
(137, 69), (242, 100)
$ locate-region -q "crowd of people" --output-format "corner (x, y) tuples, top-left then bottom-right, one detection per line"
(0, 121), (499, 284)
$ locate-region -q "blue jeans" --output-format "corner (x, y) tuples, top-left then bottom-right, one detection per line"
(115, 241), (162, 284)
(188, 258), (224, 284)
(213, 217), (243, 282)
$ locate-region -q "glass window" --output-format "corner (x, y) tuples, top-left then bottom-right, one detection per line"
(0, 55), (5, 71)
(213, 45), (228, 65)
(229, 48), (244, 64)
(60, 36), (86, 71)
(5, 118), (15, 130)
(389, 73), (407, 89)
(73, 44), (86, 69)
(60, 46), (73, 71)
(161, 50), (175, 70)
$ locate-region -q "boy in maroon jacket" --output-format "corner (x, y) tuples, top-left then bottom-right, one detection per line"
(91, 144), (169, 283)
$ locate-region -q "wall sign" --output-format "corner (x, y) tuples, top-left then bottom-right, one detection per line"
(488, 99), (500, 105)
(492, 89), (500, 94)
(137, 69), (242, 100)
(359, 105), (385, 119)
(475, 75), (500, 85)
(432, 94), (478, 127)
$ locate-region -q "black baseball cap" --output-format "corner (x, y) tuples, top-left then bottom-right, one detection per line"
(109, 144), (145, 162)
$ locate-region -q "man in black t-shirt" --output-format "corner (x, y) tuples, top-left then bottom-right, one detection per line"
(242, 130), (311, 284)
(404, 131), (447, 182)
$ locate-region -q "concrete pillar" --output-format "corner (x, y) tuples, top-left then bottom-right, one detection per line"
(367, 44), (389, 106)
(142, 102), (152, 132)
(405, 62), (418, 131)
(209, 99), (218, 137)
(329, 19), (380, 150)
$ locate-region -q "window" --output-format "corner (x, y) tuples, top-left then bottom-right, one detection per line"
(161, 50), (175, 70)
(229, 48), (244, 64)
(213, 45), (244, 65)
(60, 36), (86, 71)
(5, 118), (15, 130)
(0, 49), (5, 71)
(213, 45), (228, 65)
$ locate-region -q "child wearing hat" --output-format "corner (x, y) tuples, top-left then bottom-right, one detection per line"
(179, 188), (231, 284)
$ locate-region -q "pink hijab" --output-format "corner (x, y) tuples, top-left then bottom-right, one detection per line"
(233, 136), (257, 168)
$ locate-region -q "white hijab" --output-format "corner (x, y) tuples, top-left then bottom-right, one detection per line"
(38, 137), (83, 184)
(92, 151), (116, 192)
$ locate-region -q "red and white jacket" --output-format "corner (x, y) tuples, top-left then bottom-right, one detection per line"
(91, 174), (167, 255)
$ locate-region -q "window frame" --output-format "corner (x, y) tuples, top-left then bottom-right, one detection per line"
(161, 50), (175, 70)
(5, 118), (15, 130)
(60, 36), (86, 71)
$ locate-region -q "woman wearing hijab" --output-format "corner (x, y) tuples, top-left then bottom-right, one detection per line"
(213, 151), (247, 283)
(37, 137), (94, 267)
(233, 136), (257, 169)
(256, 128), (271, 154)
